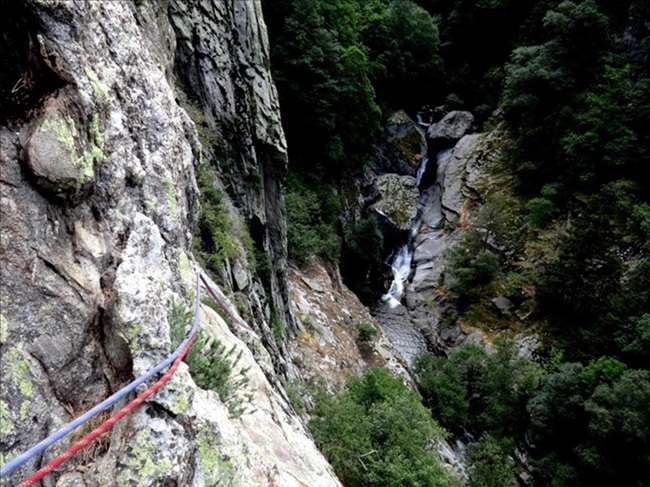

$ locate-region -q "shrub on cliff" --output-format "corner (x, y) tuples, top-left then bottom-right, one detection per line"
(309, 367), (456, 486)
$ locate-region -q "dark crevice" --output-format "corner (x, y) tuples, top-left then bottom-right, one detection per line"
(0, 0), (66, 128)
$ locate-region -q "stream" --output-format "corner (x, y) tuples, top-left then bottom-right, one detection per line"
(372, 145), (456, 370)
(371, 141), (468, 479)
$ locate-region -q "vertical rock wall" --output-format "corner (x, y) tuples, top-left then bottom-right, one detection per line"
(0, 1), (340, 485)
(169, 0), (296, 355)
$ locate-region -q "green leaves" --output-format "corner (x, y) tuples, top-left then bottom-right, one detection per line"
(525, 197), (557, 227)
(340, 214), (384, 303)
(356, 322), (378, 343)
(503, 43), (570, 114)
(415, 339), (540, 440)
(362, 0), (443, 110)
(265, 0), (442, 177)
(168, 299), (253, 417)
(310, 368), (453, 487)
(265, 0), (382, 177)
(527, 361), (650, 486)
(585, 370), (650, 444)
(466, 434), (515, 487)
(445, 230), (501, 306)
(413, 352), (469, 432)
(285, 175), (342, 262)
(193, 163), (237, 270)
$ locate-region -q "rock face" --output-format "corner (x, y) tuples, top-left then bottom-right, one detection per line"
(169, 0), (296, 350)
(0, 1), (339, 485)
(287, 257), (412, 393)
(374, 110), (428, 177)
(370, 112), (533, 362)
(426, 110), (474, 149)
(440, 134), (482, 223)
(370, 174), (420, 232)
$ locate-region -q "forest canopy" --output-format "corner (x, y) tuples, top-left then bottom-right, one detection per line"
(263, 0), (650, 485)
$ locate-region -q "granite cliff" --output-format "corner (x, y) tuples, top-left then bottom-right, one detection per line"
(0, 1), (348, 485)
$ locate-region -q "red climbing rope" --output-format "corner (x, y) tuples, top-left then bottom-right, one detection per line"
(17, 330), (198, 487)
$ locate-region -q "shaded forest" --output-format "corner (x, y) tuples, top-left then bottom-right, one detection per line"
(262, 0), (650, 485)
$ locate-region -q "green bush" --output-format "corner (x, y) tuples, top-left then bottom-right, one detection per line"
(356, 322), (378, 343)
(341, 214), (384, 303)
(193, 163), (238, 270)
(285, 175), (342, 263)
(413, 352), (470, 433)
(175, 79), (218, 149)
(525, 197), (557, 226)
(168, 299), (253, 417)
(445, 231), (501, 305)
(254, 248), (272, 292)
(466, 434), (515, 487)
(309, 367), (454, 487)
(415, 340), (540, 439)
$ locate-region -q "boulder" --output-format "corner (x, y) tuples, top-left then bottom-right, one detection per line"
(440, 133), (482, 223)
(370, 174), (420, 232)
(427, 111), (474, 149)
(379, 110), (428, 176)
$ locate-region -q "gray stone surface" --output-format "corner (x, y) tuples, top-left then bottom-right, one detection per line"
(376, 110), (428, 176)
(440, 133), (482, 223)
(370, 174), (420, 231)
(427, 111), (474, 147)
(170, 0), (296, 346)
(0, 1), (340, 485)
(372, 303), (429, 367)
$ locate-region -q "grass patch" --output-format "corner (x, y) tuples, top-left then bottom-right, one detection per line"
(356, 322), (378, 343)
(193, 163), (238, 272)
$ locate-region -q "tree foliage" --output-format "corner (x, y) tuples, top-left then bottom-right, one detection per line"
(285, 172), (341, 262)
(527, 362), (650, 486)
(444, 230), (501, 306)
(264, 0), (384, 178)
(310, 368), (454, 487)
(261, 2), (650, 483)
(415, 339), (540, 439)
(340, 214), (384, 303)
(361, 0), (443, 111)
(193, 163), (238, 271)
(466, 434), (515, 487)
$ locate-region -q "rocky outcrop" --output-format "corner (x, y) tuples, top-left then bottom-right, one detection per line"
(287, 257), (412, 393)
(440, 133), (482, 223)
(370, 174), (420, 232)
(395, 115), (479, 284)
(371, 113), (535, 362)
(0, 1), (339, 485)
(374, 110), (427, 177)
(426, 110), (474, 149)
(169, 0), (296, 354)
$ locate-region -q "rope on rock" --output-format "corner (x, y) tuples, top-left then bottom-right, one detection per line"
(200, 272), (254, 332)
(0, 271), (203, 484)
(17, 333), (197, 487)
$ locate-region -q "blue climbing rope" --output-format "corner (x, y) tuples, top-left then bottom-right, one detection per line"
(0, 271), (202, 478)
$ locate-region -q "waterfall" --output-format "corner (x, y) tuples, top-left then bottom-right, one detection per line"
(381, 155), (429, 308)
(381, 148), (453, 308)
(382, 244), (412, 308)
(415, 156), (428, 186)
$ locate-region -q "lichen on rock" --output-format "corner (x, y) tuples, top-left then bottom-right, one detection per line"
(371, 173), (420, 231)
(22, 92), (99, 203)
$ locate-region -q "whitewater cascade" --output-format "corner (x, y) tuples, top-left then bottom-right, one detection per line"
(415, 156), (429, 186)
(382, 244), (412, 307)
(381, 148), (452, 308)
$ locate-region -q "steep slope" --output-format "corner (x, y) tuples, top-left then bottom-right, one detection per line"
(170, 0), (297, 359)
(0, 0), (341, 485)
